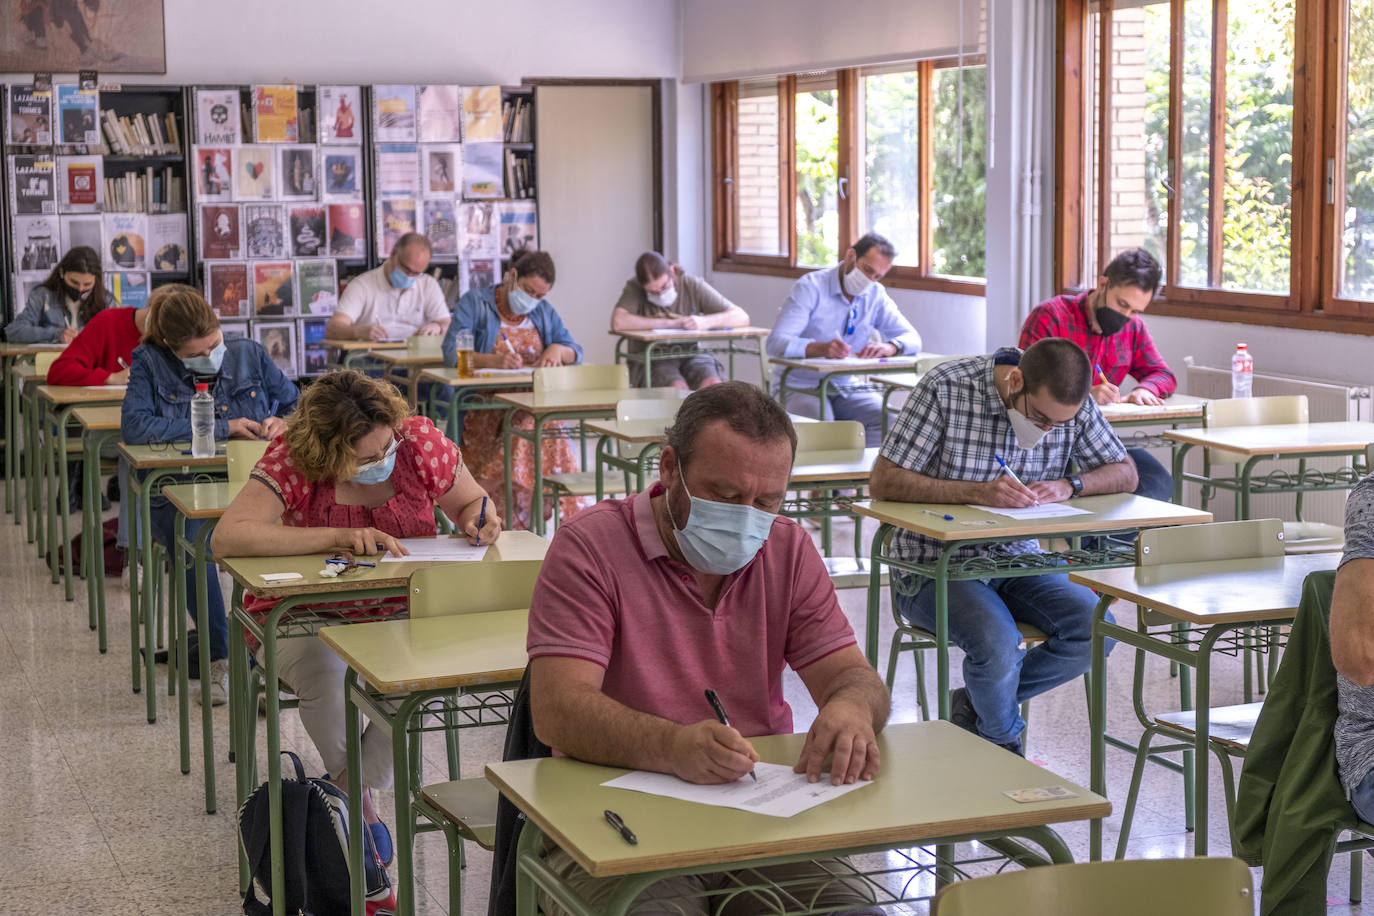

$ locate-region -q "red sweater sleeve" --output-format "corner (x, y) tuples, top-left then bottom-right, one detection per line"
(46, 308), (140, 386)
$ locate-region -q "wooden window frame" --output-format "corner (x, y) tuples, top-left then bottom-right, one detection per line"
(1057, 0), (1374, 334)
(711, 61), (986, 296)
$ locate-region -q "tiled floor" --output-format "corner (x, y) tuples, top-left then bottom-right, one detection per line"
(0, 505), (1365, 914)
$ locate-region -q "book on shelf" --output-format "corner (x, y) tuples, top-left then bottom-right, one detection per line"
(56, 85), (100, 147)
(461, 86), (502, 143)
(147, 213), (189, 271)
(321, 146), (362, 201)
(9, 155), (57, 215)
(60, 214), (104, 254)
(326, 202), (366, 258)
(233, 146), (275, 200)
(418, 85), (462, 142)
(100, 108), (179, 156)
(376, 198), (417, 258)
(106, 271), (150, 308)
(296, 259), (338, 315)
(243, 203), (287, 258)
(288, 205), (328, 258)
(503, 149), (534, 199)
(252, 85), (299, 143)
(103, 212), (148, 271)
(8, 85), (53, 145)
(195, 88), (241, 145)
(318, 86), (361, 144)
(14, 215), (60, 271)
(278, 145), (318, 200)
(57, 155), (103, 212)
(372, 85), (417, 143)
(421, 144), (462, 198)
(376, 143), (419, 198)
(462, 142), (502, 199)
(206, 261), (250, 317)
(501, 95), (533, 143)
(498, 200), (537, 254)
(102, 166), (184, 214)
(252, 262), (295, 316)
(200, 204), (243, 260)
(422, 199), (457, 256)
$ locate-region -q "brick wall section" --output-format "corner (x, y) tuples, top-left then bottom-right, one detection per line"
(736, 94), (782, 255)
(1108, 8), (1149, 254)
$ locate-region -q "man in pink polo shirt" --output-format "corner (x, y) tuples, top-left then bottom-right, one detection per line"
(527, 380), (890, 914)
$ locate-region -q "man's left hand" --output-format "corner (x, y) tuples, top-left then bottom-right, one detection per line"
(416, 322), (443, 336)
(1028, 478), (1074, 503)
(855, 341), (898, 359)
(1124, 388), (1164, 407)
(793, 698), (880, 785)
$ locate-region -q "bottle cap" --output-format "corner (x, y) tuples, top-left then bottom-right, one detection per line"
(1237, 343), (1248, 349)
(195, 382), (209, 392)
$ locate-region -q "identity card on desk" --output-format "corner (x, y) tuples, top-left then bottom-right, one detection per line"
(381, 536), (489, 562)
(602, 762), (870, 818)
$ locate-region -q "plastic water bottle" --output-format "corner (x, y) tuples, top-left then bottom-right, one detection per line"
(1230, 343), (1254, 399)
(190, 383), (216, 458)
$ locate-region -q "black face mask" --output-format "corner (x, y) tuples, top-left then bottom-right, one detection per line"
(63, 282), (91, 302)
(1094, 304), (1130, 336)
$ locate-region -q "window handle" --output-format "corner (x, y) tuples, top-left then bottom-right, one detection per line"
(838, 176), (849, 200)
(723, 175), (734, 185)
(1160, 178), (1175, 196)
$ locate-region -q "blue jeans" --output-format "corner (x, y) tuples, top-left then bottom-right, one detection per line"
(148, 497), (227, 660)
(1129, 448), (1174, 502)
(1352, 767), (1374, 823)
(894, 573), (1116, 744)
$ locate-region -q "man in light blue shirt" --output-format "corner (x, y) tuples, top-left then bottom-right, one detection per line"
(766, 233), (922, 445)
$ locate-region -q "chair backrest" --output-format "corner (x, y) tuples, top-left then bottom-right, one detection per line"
(915, 353), (971, 374)
(1205, 394), (1309, 428)
(533, 363), (628, 395)
(226, 440), (269, 483)
(35, 351), (60, 377)
(793, 420), (865, 454)
(406, 334), (442, 355)
(617, 397), (680, 423)
(407, 559), (544, 618)
(1137, 518), (1286, 566)
(931, 857), (1253, 916)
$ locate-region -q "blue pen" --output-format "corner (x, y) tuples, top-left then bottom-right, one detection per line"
(499, 330), (516, 355)
(922, 509), (955, 521)
(994, 454), (1039, 506)
(267, 398), (278, 417)
(1093, 364), (1105, 384)
(475, 495), (487, 545)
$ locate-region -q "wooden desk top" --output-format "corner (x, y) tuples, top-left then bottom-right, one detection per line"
(769, 355), (923, 373)
(583, 418), (670, 444)
(1099, 394), (1208, 424)
(117, 442), (230, 470)
(220, 529), (549, 598)
(324, 339), (407, 351)
(1163, 420), (1374, 455)
(74, 405), (123, 430)
(487, 720), (1109, 878)
(496, 387), (684, 414)
(611, 326), (770, 343)
(367, 349), (445, 367)
(852, 495), (1212, 542)
(1068, 552), (1339, 624)
(789, 448), (879, 484)
(419, 367), (535, 388)
(162, 481), (246, 519)
(0, 343), (66, 357)
(319, 608), (529, 694)
(37, 384), (126, 406)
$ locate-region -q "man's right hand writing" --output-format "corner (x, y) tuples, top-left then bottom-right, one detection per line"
(1091, 380), (1121, 405)
(364, 323), (390, 341)
(227, 417), (263, 440)
(332, 526), (405, 557)
(670, 720), (760, 785)
(106, 368), (130, 385)
(805, 338), (852, 359)
(980, 474), (1039, 508)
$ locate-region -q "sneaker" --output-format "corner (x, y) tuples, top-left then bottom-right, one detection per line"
(369, 820), (394, 867)
(999, 739), (1026, 757)
(948, 687), (978, 735)
(198, 658), (229, 707)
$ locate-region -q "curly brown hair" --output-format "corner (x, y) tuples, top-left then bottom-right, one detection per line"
(144, 283), (219, 351)
(284, 370), (412, 482)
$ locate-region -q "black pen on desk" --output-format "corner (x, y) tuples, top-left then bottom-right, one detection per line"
(705, 688), (757, 782)
(475, 495), (487, 545)
(604, 809), (637, 845)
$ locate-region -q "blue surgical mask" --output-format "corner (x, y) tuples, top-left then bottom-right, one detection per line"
(350, 449), (396, 485)
(389, 267), (416, 290)
(181, 340), (227, 375)
(507, 284), (541, 316)
(666, 476), (777, 576)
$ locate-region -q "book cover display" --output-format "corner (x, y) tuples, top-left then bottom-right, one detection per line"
(243, 203), (286, 259)
(104, 212), (148, 270)
(15, 215), (60, 270)
(296, 259), (338, 315)
(195, 89), (241, 145)
(376, 143), (419, 199)
(60, 214), (103, 254)
(327, 203), (366, 258)
(147, 213), (189, 271)
(9, 155), (56, 215)
(199, 204), (242, 260)
(418, 85), (462, 142)
(288, 206), (328, 258)
(57, 85), (99, 146)
(254, 321), (297, 378)
(278, 145), (318, 200)
(499, 201), (538, 255)
(461, 86), (502, 143)
(194, 147), (234, 201)
(321, 147), (362, 201)
(106, 271), (150, 309)
(253, 85), (299, 143)
(252, 262), (295, 316)
(57, 155), (103, 212)
(318, 86), (360, 144)
(234, 146), (275, 201)
(422, 144), (461, 198)
(423, 200), (457, 256)
(372, 85), (416, 143)
(206, 261), (250, 317)
(8, 85), (53, 145)
(377, 198), (417, 258)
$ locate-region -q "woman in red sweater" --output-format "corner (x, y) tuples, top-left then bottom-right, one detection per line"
(47, 305), (147, 386)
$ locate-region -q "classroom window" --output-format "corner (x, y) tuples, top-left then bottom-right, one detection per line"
(712, 60), (986, 294)
(1340, 0), (1374, 302)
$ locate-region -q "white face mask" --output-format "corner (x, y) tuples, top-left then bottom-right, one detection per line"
(842, 263), (874, 297)
(647, 283), (677, 308)
(1007, 407), (1049, 450)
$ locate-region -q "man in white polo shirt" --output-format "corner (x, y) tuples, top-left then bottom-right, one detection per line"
(326, 232), (451, 341)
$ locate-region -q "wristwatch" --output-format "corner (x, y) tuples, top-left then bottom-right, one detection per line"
(1068, 474), (1084, 498)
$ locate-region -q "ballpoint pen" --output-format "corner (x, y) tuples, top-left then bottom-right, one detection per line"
(705, 688), (757, 781)
(1094, 364), (1105, 384)
(994, 454), (1039, 505)
(116, 357), (129, 370)
(921, 509), (955, 521)
(500, 330), (516, 355)
(475, 495), (487, 545)
(604, 810), (638, 845)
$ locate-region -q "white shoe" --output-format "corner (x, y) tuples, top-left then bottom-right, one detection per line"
(198, 658), (229, 707)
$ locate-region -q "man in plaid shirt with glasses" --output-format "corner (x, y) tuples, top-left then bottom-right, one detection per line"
(870, 338), (1135, 753)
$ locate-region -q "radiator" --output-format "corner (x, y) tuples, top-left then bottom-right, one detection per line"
(1180, 360), (1374, 525)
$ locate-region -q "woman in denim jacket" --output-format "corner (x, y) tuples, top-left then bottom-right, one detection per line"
(7, 246), (115, 343)
(120, 284), (299, 705)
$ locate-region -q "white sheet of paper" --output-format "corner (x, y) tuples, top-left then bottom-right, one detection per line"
(602, 761), (870, 818)
(1099, 401), (1188, 415)
(380, 537), (490, 562)
(473, 368), (534, 377)
(644, 328), (736, 334)
(966, 503), (1093, 520)
(82, 385), (128, 390)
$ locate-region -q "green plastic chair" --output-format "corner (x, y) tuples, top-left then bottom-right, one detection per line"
(225, 440), (268, 484)
(931, 857), (1253, 915)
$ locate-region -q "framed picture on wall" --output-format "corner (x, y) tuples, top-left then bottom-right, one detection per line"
(0, 0), (167, 73)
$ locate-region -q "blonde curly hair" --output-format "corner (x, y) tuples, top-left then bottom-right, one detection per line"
(284, 370), (412, 482)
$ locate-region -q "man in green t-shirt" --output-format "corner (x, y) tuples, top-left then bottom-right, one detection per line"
(610, 251), (750, 388)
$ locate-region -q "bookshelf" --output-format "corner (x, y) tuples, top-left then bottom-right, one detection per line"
(2, 83), (193, 318)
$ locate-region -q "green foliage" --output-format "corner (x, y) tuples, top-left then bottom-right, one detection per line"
(863, 72), (921, 264)
(931, 66), (987, 278)
(795, 89), (839, 266)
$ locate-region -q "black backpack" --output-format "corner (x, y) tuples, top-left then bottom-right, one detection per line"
(239, 751), (396, 916)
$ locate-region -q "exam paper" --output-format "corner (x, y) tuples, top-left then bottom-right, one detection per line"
(82, 385), (128, 390)
(473, 368), (534, 377)
(1099, 401), (1189, 415)
(602, 761), (870, 818)
(380, 537), (490, 562)
(966, 503), (1093, 520)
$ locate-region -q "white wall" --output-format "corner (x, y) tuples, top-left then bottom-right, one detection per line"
(681, 0), (983, 82)
(4, 0), (680, 86)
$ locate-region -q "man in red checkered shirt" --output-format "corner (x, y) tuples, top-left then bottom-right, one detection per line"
(1018, 248), (1174, 502)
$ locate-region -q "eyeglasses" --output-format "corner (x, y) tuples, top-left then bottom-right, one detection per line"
(1018, 394), (1073, 432)
(354, 434), (400, 472)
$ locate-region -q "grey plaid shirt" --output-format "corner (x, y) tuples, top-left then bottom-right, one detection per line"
(878, 348), (1129, 566)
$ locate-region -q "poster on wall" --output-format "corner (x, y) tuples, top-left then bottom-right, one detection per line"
(0, 0), (166, 74)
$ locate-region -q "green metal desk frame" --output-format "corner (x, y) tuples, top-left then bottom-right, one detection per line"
(613, 334), (768, 391)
